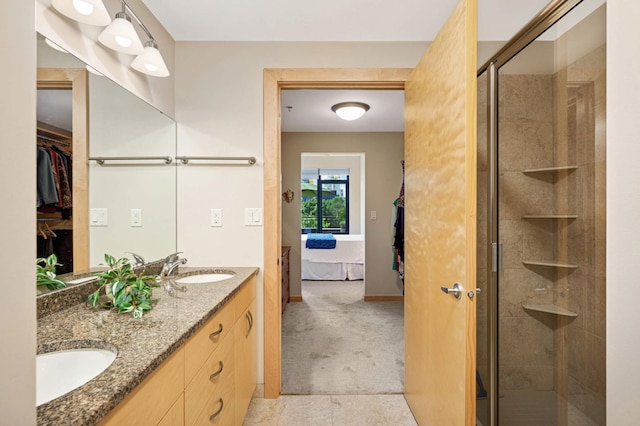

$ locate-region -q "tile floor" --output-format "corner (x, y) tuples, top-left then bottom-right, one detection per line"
(244, 386), (417, 426)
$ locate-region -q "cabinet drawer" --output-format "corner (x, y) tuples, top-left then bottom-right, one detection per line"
(184, 301), (236, 383)
(185, 332), (235, 425)
(196, 379), (235, 426)
(234, 275), (256, 320)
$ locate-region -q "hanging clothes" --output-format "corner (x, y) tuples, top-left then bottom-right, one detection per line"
(37, 139), (73, 212)
(392, 160), (405, 282)
(37, 146), (59, 207)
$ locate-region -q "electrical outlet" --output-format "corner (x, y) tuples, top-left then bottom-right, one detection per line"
(90, 208), (108, 226)
(245, 208), (263, 226)
(211, 209), (223, 227)
(130, 209), (142, 227)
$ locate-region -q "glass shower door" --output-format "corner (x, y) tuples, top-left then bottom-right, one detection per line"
(494, 2), (606, 425)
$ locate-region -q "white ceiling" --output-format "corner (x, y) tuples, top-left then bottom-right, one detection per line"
(140, 0), (552, 42)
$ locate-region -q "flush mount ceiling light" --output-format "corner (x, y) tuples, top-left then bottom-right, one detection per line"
(51, 0), (111, 26)
(331, 102), (370, 121)
(131, 40), (170, 77)
(98, 4), (144, 55)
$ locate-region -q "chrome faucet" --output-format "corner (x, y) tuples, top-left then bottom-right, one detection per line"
(161, 252), (186, 277)
(161, 252), (188, 297)
(126, 252), (145, 267)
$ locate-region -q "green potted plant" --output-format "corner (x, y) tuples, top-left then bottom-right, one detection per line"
(87, 254), (160, 318)
(36, 254), (66, 293)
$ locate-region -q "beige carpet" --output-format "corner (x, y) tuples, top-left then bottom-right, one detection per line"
(281, 280), (404, 395)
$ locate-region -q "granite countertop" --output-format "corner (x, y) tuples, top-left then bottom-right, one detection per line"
(36, 266), (259, 425)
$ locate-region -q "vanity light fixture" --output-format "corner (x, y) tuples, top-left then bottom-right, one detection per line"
(98, 3), (144, 55)
(331, 102), (370, 121)
(131, 40), (170, 77)
(51, 0), (111, 26)
(44, 38), (68, 53)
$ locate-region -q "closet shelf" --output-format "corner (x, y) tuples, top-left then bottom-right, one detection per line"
(522, 260), (578, 269)
(523, 304), (578, 318)
(523, 165), (578, 174)
(522, 215), (578, 219)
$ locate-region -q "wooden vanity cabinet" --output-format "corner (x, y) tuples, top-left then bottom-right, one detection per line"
(184, 274), (256, 425)
(99, 275), (257, 426)
(99, 348), (185, 426)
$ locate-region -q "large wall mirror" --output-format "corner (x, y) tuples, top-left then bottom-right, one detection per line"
(36, 33), (177, 285)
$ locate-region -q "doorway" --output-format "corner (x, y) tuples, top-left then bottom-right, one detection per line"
(280, 118), (405, 394)
(263, 68), (411, 398)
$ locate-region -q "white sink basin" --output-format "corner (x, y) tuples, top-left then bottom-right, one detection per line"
(37, 348), (116, 406)
(175, 273), (235, 284)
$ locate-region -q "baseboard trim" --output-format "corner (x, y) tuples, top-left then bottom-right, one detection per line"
(364, 295), (404, 302)
(289, 295), (303, 302)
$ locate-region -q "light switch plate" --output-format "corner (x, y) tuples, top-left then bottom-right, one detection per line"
(245, 208), (263, 226)
(211, 208), (223, 227)
(130, 209), (142, 227)
(371, 210), (377, 220)
(90, 208), (108, 226)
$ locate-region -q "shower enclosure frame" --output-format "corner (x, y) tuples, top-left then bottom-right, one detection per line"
(477, 0), (587, 424)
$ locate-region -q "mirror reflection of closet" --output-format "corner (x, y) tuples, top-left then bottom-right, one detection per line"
(37, 68), (88, 274)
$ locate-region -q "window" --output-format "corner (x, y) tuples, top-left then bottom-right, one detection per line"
(301, 169), (349, 234)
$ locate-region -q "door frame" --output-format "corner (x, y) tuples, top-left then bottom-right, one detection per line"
(263, 68), (412, 398)
(37, 68), (89, 273)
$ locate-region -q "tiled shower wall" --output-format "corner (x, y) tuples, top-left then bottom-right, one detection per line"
(563, 44), (606, 425)
(498, 72), (558, 391)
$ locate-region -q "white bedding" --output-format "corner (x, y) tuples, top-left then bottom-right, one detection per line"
(301, 234), (364, 280)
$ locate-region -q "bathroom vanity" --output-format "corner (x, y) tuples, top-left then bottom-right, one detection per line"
(36, 266), (258, 425)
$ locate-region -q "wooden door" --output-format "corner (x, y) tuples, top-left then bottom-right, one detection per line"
(403, 0), (477, 424)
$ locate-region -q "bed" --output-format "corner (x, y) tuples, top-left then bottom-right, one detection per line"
(301, 234), (364, 280)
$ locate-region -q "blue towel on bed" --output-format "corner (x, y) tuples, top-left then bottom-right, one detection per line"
(306, 233), (337, 249)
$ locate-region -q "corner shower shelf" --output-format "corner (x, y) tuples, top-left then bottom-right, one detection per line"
(522, 215), (578, 219)
(523, 304), (578, 318)
(523, 165), (578, 174)
(522, 260), (578, 269)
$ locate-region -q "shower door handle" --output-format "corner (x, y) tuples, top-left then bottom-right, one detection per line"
(441, 283), (462, 299)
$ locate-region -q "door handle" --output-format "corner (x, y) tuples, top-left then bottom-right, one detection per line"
(441, 283), (462, 299)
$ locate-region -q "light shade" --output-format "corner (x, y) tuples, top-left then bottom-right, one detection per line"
(131, 41), (170, 77)
(331, 102), (370, 121)
(45, 38), (68, 53)
(51, 0), (111, 26)
(98, 12), (144, 55)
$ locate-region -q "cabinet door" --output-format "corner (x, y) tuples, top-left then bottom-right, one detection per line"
(99, 349), (184, 426)
(158, 394), (184, 426)
(235, 297), (257, 424)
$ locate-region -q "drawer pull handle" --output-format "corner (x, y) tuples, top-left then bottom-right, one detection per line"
(209, 398), (224, 422)
(209, 361), (224, 381)
(209, 324), (223, 339)
(246, 310), (254, 337)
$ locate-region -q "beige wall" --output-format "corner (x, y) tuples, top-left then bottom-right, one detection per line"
(1, 1), (36, 423)
(36, 0), (175, 116)
(607, 1), (640, 424)
(282, 133), (404, 298)
(174, 42), (430, 384)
